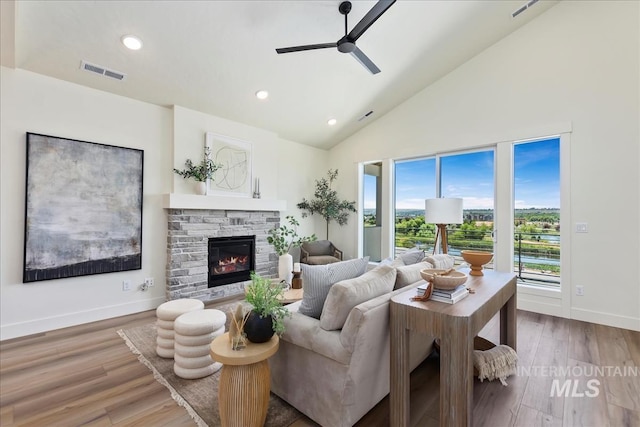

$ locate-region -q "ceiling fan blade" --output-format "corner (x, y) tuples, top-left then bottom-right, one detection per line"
(276, 43), (337, 54)
(347, 0), (396, 42)
(350, 47), (381, 74)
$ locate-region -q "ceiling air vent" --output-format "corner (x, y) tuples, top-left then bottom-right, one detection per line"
(512, 0), (539, 18)
(357, 110), (374, 122)
(80, 60), (126, 81)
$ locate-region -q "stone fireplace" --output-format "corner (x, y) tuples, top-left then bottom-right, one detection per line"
(166, 207), (280, 301)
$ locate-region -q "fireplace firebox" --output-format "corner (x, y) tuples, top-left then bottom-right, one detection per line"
(208, 235), (256, 288)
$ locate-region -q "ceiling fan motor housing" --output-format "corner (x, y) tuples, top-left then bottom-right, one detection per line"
(339, 1), (352, 15)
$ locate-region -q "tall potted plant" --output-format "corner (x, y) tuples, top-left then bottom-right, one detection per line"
(297, 169), (356, 240)
(244, 272), (292, 343)
(267, 215), (316, 284)
(173, 147), (222, 195)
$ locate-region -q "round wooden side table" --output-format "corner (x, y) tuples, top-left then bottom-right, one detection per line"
(210, 332), (279, 427)
(278, 288), (303, 305)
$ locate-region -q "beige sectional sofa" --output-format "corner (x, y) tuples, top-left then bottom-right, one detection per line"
(270, 253), (450, 427)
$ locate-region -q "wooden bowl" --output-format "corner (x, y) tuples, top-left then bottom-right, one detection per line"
(420, 269), (468, 290)
(461, 250), (493, 276)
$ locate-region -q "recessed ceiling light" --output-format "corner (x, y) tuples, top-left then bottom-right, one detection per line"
(327, 118), (337, 126)
(255, 90), (269, 100)
(121, 35), (143, 50)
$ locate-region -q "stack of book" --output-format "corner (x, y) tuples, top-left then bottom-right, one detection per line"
(416, 283), (469, 304)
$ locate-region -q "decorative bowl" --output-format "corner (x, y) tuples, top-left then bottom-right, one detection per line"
(461, 250), (494, 276)
(420, 269), (468, 290)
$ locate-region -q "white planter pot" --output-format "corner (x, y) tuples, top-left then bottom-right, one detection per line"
(195, 181), (207, 195)
(278, 253), (294, 285)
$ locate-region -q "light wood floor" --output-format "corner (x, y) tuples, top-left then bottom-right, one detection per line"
(1, 304), (639, 426)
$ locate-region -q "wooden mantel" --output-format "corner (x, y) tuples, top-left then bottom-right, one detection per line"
(162, 193), (286, 212)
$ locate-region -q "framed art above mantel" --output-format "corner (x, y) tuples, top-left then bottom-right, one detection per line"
(205, 132), (252, 198)
(23, 133), (143, 283)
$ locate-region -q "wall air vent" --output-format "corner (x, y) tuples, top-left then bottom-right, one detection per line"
(357, 110), (374, 122)
(80, 60), (126, 81)
(512, 0), (539, 18)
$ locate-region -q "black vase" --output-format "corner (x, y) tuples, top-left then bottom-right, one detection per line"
(244, 310), (274, 343)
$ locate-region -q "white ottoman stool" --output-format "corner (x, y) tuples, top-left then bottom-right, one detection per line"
(156, 298), (204, 358)
(173, 309), (226, 379)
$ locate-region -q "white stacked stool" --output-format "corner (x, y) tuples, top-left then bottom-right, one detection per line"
(156, 298), (204, 358)
(173, 309), (226, 379)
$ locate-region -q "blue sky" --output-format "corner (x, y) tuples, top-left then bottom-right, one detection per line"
(364, 138), (560, 210)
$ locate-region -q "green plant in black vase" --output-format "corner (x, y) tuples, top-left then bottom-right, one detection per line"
(244, 272), (292, 341)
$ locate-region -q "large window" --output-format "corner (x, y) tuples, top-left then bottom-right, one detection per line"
(513, 138), (560, 287)
(394, 150), (495, 261)
(394, 158), (436, 254)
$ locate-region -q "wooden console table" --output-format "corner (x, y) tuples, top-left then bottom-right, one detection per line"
(390, 269), (517, 427)
(210, 333), (279, 427)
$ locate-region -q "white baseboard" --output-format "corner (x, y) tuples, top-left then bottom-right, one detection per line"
(0, 297), (166, 341)
(517, 294), (640, 331)
(517, 295), (563, 317)
(571, 308), (640, 332)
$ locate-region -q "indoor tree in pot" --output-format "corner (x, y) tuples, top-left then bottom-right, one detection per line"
(297, 169), (356, 240)
(244, 272), (292, 343)
(173, 146), (222, 195)
(267, 215), (316, 284)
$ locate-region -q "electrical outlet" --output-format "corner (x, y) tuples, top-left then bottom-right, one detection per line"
(122, 280), (131, 291)
(144, 277), (154, 287)
(576, 285), (584, 296)
(576, 222), (588, 233)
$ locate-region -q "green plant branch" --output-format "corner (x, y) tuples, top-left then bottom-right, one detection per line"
(173, 146), (222, 182)
(267, 215), (316, 256)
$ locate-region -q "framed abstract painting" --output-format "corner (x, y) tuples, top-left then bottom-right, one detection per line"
(205, 132), (252, 197)
(23, 133), (143, 282)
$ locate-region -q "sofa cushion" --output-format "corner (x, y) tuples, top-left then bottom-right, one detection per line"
(423, 254), (455, 269)
(299, 257), (369, 319)
(399, 249), (425, 265)
(394, 260), (434, 289)
(319, 264), (396, 331)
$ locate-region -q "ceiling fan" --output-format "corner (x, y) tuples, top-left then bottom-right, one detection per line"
(275, 0), (396, 75)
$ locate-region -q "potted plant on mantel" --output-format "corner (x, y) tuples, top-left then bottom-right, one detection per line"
(173, 147), (222, 195)
(244, 272), (292, 343)
(267, 215), (316, 284)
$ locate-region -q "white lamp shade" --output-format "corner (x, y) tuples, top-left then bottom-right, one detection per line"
(424, 198), (463, 224)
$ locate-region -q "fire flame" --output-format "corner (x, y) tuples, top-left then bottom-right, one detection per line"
(213, 255), (249, 275)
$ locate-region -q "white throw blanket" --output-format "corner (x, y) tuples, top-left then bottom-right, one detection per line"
(473, 345), (518, 386)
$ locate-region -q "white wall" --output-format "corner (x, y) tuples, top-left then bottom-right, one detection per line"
(328, 1), (640, 330)
(170, 105), (328, 241)
(0, 67), (171, 339)
(0, 68), (328, 340)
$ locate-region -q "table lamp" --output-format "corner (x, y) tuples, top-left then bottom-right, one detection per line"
(424, 198), (463, 254)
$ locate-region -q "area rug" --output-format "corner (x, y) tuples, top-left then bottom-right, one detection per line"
(117, 306), (303, 427)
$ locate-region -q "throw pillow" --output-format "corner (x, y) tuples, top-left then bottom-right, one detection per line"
(319, 264), (396, 331)
(394, 260), (434, 289)
(423, 254), (455, 270)
(299, 257), (369, 319)
(399, 249), (425, 265)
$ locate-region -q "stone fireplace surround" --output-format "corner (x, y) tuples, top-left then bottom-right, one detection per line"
(166, 206), (281, 302)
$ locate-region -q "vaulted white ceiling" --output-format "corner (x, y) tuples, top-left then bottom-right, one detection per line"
(1, 0), (558, 149)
